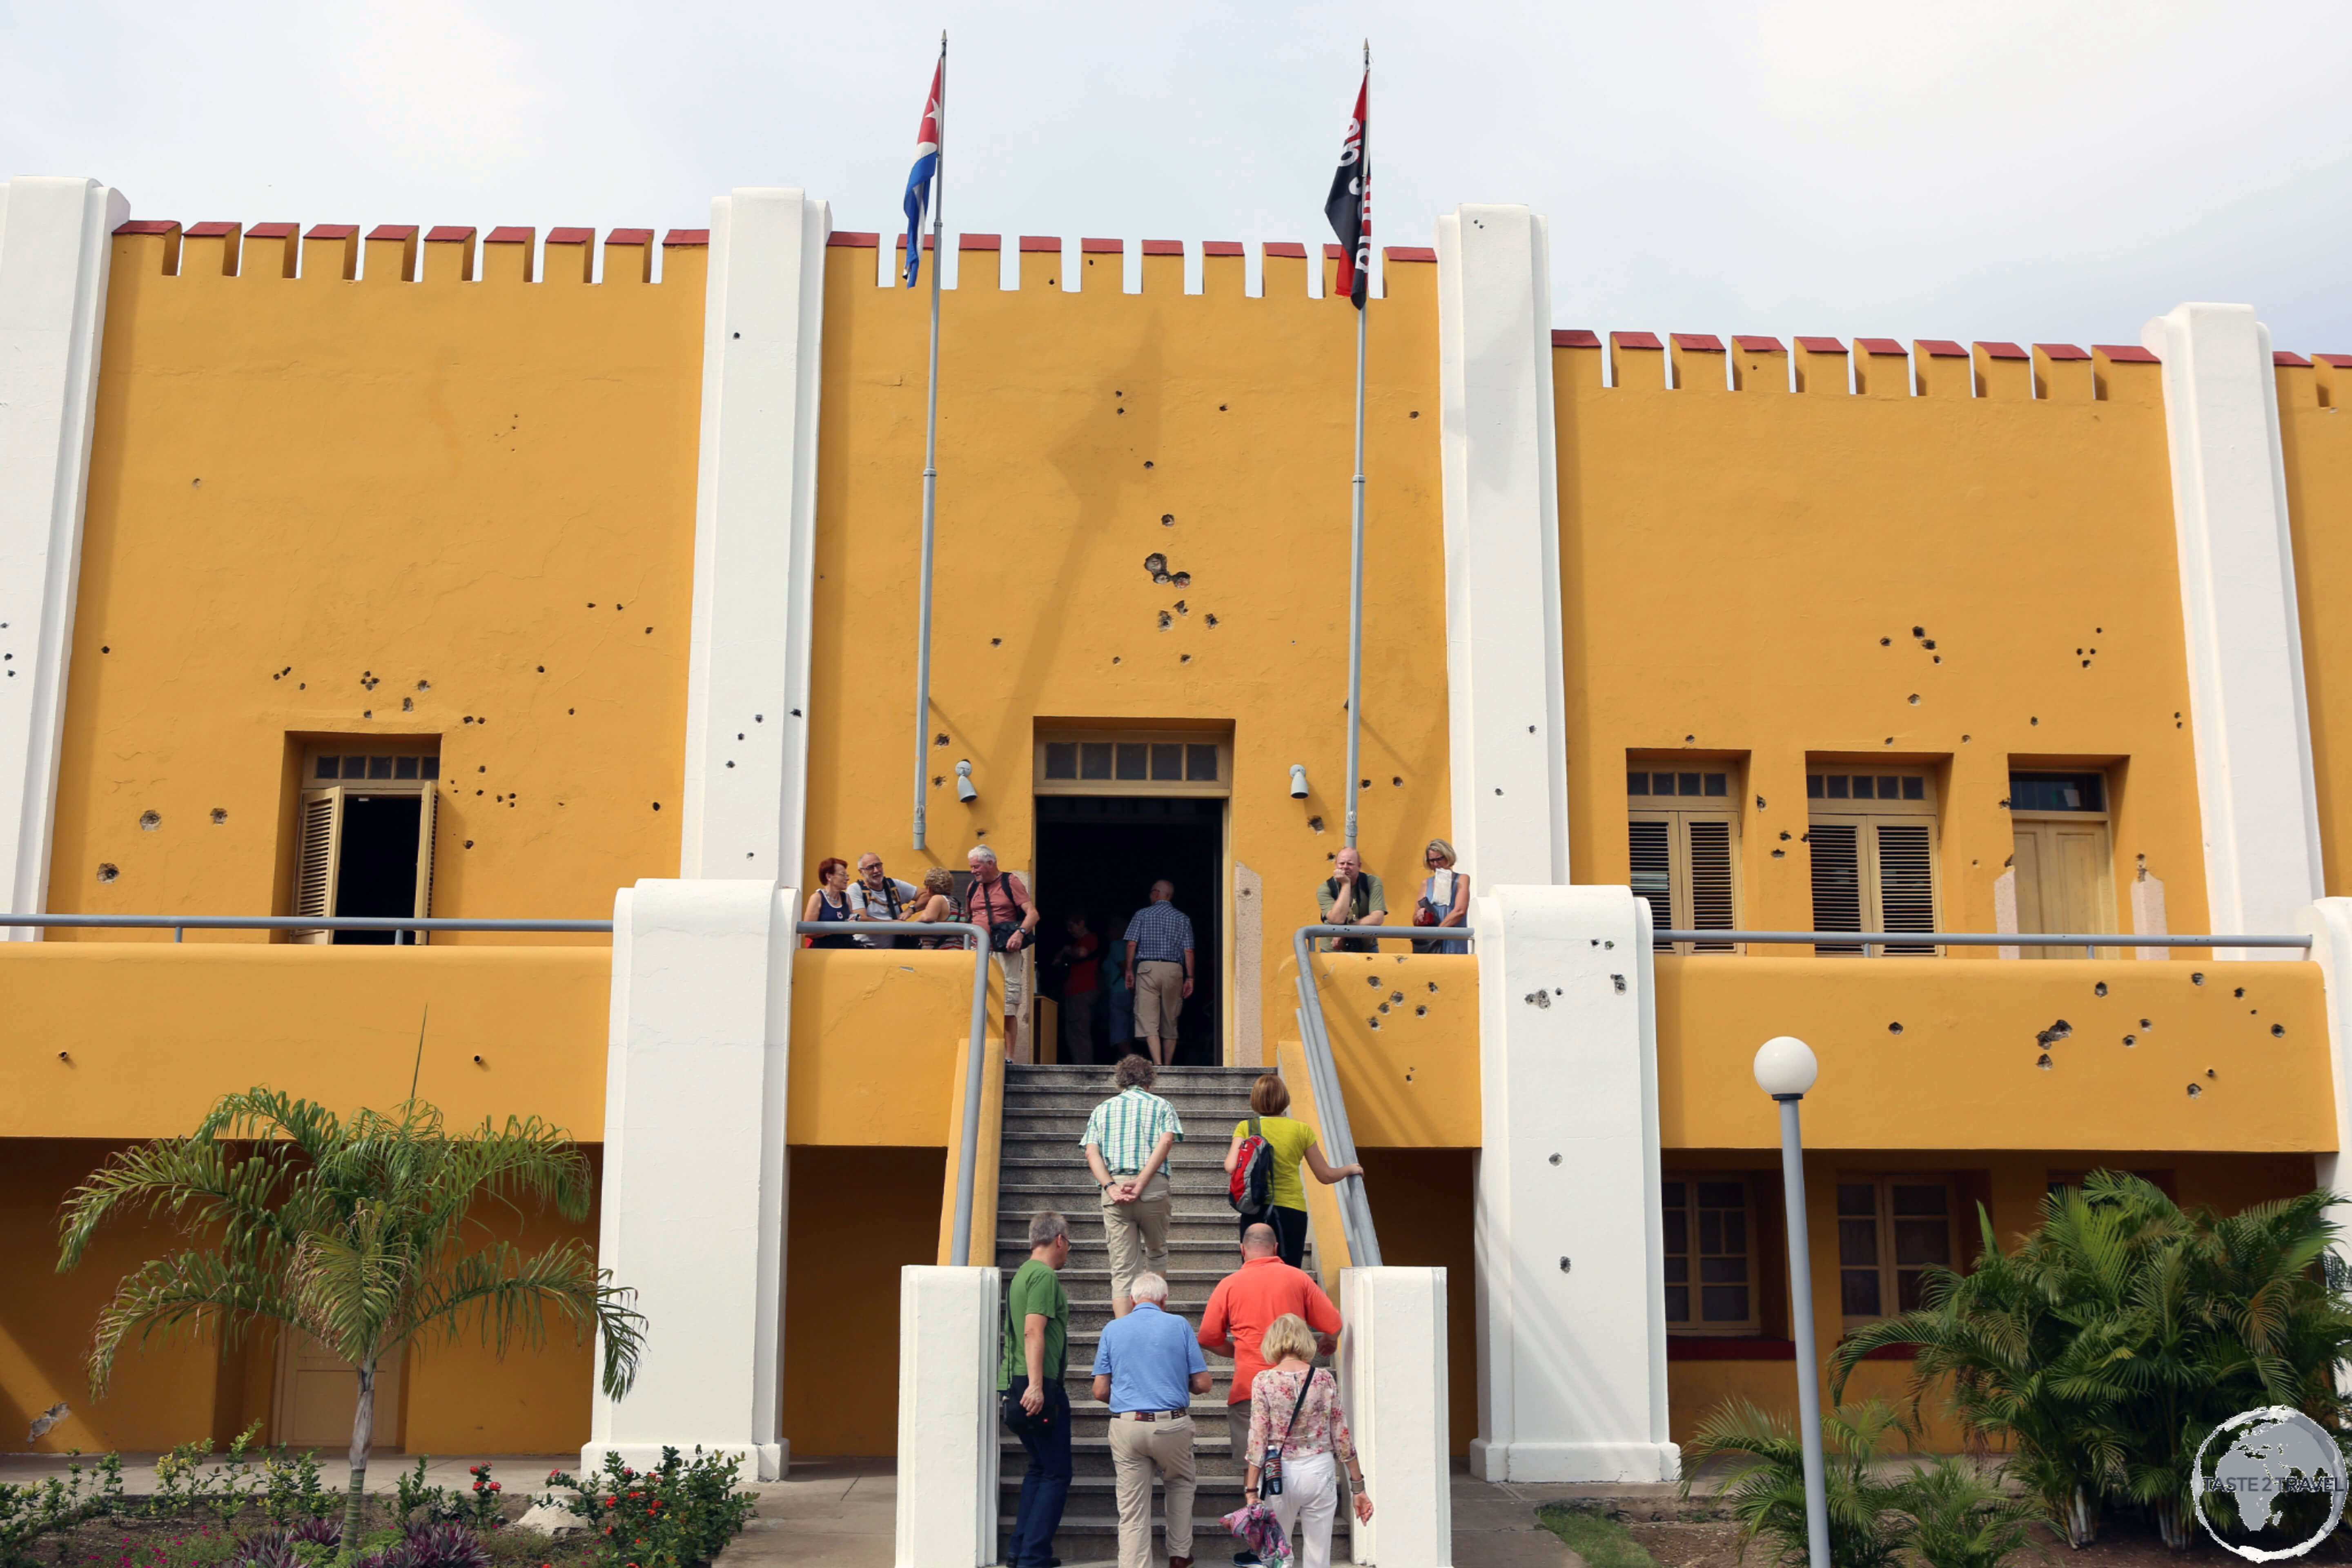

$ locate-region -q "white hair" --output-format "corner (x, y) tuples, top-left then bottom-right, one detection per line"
(968, 845), (998, 865)
(1128, 1271), (1168, 1305)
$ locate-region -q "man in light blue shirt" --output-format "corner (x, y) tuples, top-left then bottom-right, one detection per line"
(1091, 1271), (1211, 1568)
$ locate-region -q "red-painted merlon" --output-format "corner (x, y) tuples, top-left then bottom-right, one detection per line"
(485, 227), (532, 245)
(1203, 241), (1245, 257)
(366, 225), (418, 241)
(1323, 244), (1346, 261)
(663, 229), (710, 247)
(895, 234), (937, 249)
(1264, 243), (1308, 258)
(1613, 331), (1664, 351)
(1671, 333), (1724, 352)
(2275, 350), (2313, 368)
(187, 221), (239, 238)
(1977, 341), (2028, 360)
(1383, 246), (1436, 263)
(546, 227), (594, 245)
(305, 224), (359, 240)
(1855, 337), (1904, 356)
(959, 233), (1001, 250)
(1142, 240), (1183, 256)
(1795, 336), (1844, 354)
(827, 232), (880, 248)
(608, 228), (655, 245)
(1733, 335), (1784, 353)
(2093, 344), (2159, 363)
(1552, 330), (1602, 349)
(1019, 236), (1060, 252)
(1916, 340), (1967, 358)
(246, 223), (297, 239)
(2036, 343), (2091, 361)
(2318, 354), (2352, 369)
(115, 220), (180, 236)
(1081, 238), (1122, 253)
(425, 226), (474, 243)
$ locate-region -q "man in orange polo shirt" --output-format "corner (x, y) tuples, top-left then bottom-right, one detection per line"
(1196, 1223), (1342, 1471)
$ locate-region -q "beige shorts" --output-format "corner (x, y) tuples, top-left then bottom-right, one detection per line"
(992, 949), (1029, 1011)
(1134, 960), (1185, 1039)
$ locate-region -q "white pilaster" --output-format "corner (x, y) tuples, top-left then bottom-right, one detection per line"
(1469, 884), (1675, 1483)
(1340, 1267), (1452, 1568)
(679, 189), (831, 884)
(0, 177), (127, 933)
(1435, 205), (1570, 889)
(587, 879), (797, 1481)
(894, 1266), (1002, 1568)
(2142, 304), (2323, 954)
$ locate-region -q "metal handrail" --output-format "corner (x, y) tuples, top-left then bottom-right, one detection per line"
(1655, 929), (2313, 958)
(1289, 922), (1473, 1268)
(795, 919), (994, 1265)
(0, 912), (612, 941)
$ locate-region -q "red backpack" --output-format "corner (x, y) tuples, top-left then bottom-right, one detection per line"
(1229, 1116), (1275, 1217)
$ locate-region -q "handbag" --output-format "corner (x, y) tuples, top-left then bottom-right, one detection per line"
(970, 873), (1031, 953)
(1258, 1370), (1320, 1499)
(1000, 1375), (1054, 1440)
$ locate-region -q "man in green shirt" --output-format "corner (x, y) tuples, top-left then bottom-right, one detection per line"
(1002, 1210), (1073, 1568)
(1314, 846), (1388, 952)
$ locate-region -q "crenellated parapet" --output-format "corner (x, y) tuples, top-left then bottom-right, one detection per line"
(107, 218), (706, 287)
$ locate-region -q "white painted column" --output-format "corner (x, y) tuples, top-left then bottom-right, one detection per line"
(1434, 205), (1570, 889)
(2294, 900), (2352, 1228)
(894, 1266), (1002, 1568)
(1469, 884), (1675, 1483)
(679, 188), (831, 884)
(2143, 304), (2324, 953)
(1340, 1266), (1452, 1568)
(587, 879), (797, 1481)
(0, 177), (127, 931)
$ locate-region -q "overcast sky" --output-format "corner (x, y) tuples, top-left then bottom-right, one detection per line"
(6, 0), (2350, 352)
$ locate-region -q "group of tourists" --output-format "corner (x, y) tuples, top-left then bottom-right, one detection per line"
(803, 845), (1041, 1055)
(1001, 1060), (1371, 1568)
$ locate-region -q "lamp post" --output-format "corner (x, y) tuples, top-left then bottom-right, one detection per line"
(1754, 1035), (1829, 1568)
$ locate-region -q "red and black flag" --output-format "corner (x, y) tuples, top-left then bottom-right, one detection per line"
(1324, 64), (1370, 307)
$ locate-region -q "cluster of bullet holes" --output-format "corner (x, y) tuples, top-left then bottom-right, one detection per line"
(1880, 627), (1942, 665)
(272, 666), (293, 682)
(1143, 552), (1192, 589)
(360, 671), (380, 691)
(2034, 1016), (2072, 1069)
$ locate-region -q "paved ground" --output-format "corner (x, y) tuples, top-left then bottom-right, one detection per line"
(0, 1451), (1599, 1568)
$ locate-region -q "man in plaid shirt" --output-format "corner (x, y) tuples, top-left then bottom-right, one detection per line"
(1122, 879), (1196, 1066)
(1082, 1055), (1185, 1317)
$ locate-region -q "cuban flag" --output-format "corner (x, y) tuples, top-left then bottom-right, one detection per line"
(902, 60), (942, 287)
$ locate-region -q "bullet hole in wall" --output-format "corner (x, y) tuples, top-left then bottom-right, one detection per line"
(2096, 982), (2108, 996)
(652, 802), (662, 811)
(1112, 656), (1122, 664)
(1144, 553), (1167, 575)
(363, 710), (372, 719)
(2187, 1083), (2202, 1096)
(1308, 817), (1325, 832)
(646, 627), (653, 635)
(2125, 1033), (2137, 1046)
(2192, 972), (2205, 985)
(2030, 717), (2039, 726)
(417, 679), (430, 690)
(1758, 796), (1768, 809)
(2274, 1024), (2287, 1037)
(1145, 461), (1154, 469)
(568, 708), (575, 715)
(1888, 1022), (1903, 1033)
(210, 809), (226, 825)
(1908, 694), (1920, 705)
(992, 637), (1002, 646)
(402, 698), (413, 712)
(1180, 653), (1192, 663)
(537, 666), (544, 673)
(1205, 614), (1219, 628)
(464, 840), (474, 849)
(1912, 625), (1925, 637)
(1158, 612), (1174, 629)
(139, 811), (160, 831)
(1410, 410), (1420, 418)
(935, 733), (948, 746)
(1163, 514), (1175, 526)
(1880, 637), (1891, 646)
(478, 765), (487, 773)
(1172, 572), (1190, 587)
(1392, 776), (1403, 786)
(2234, 987), (2245, 998)
(97, 864), (118, 882)
(101, 646), (110, 654)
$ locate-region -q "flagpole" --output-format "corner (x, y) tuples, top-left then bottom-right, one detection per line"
(1343, 42), (1368, 850)
(912, 32), (946, 851)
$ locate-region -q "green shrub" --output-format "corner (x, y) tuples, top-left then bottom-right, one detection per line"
(1894, 1459), (2036, 1568)
(546, 1449), (755, 1568)
(0, 1453), (126, 1568)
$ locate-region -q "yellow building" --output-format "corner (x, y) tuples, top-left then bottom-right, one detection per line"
(4, 174), (2352, 1497)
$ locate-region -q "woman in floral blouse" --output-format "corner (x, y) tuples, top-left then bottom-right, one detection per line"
(1241, 1314), (1372, 1568)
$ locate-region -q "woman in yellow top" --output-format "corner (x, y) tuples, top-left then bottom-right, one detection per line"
(1222, 1073), (1363, 1269)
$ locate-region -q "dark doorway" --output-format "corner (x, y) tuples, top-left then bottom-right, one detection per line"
(1034, 795), (1223, 1065)
(334, 794), (421, 945)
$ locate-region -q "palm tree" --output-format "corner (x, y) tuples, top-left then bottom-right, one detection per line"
(1834, 1172), (2352, 1551)
(57, 1089), (646, 1541)
(1683, 1398), (1917, 1568)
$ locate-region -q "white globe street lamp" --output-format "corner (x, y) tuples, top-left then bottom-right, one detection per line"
(1755, 1035), (1829, 1568)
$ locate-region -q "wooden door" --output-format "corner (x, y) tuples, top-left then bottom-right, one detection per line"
(2013, 818), (2114, 956)
(273, 1331), (401, 1452)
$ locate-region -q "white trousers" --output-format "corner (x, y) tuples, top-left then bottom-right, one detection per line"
(1270, 1450), (1338, 1568)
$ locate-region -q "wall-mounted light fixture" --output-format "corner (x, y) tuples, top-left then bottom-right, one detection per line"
(956, 760), (978, 804)
(1289, 764), (1310, 800)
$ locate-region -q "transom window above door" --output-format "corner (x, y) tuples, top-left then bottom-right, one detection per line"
(1035, 731), (1231, 796)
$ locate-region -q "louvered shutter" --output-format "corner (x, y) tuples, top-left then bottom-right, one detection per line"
(409, 788), (438, 945)
(291, 788), (343, 945)
(1686, 819), (1738, 953)
(1629, 817), (1673, 951)
(1872, 821), (1937, 954)
(1809, 821), (1862, 953)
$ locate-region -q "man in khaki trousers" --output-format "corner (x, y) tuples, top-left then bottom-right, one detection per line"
(1091, 1272), (1211, 1568)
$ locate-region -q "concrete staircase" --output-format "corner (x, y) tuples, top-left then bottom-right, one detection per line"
(996, 1063), (1293, 1566)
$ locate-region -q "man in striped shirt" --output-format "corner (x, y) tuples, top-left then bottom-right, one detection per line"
(1082, 1055), (1185, 1317)
(1122, 880), (1196, 1066)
